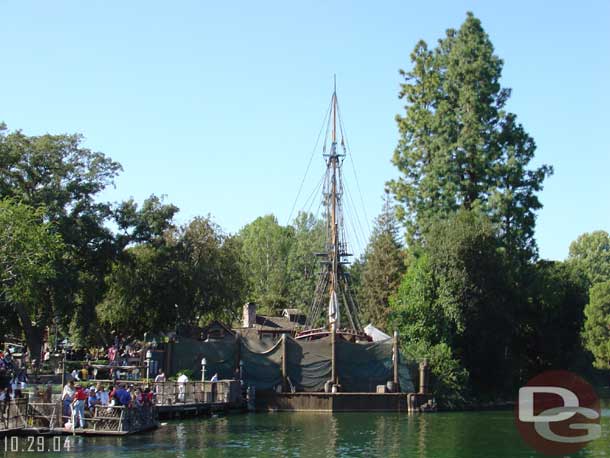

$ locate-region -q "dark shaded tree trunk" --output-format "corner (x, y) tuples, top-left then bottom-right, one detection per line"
(13, 302), (43, 364)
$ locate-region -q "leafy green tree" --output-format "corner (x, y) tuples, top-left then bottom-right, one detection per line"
(114, 195), (179, 249)
(582, 281), (610, 369)
(238, 215), (294, 313)
(391, 210), (512, 397)
(286, 212), (325, 311)
(388, 13), (551, 261)
(390, 254), (446, 344)
(0, 124), (121, 347)
(358, 195), (405, 331)
(391, 254), (469, 408)
(0, 199), (64, 359)
(402, 340), (469, 409)
(514, 261), (588, 378)
(97, 243), (182, 335)
(568, 230), (610, 286)
(177, 217), (246, 324)
(98, 215), (246, 336)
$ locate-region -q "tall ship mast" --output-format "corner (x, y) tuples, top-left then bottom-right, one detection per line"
(296, 81), (368, 342)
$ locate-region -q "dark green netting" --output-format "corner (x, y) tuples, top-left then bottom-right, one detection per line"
(286, 337), (332, 391)
(241, 338), (283, 390)
(169, 335), (414, 393)
(171, 338), (236, 380)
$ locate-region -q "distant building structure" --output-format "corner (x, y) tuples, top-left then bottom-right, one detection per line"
(235, 303), (305, 340)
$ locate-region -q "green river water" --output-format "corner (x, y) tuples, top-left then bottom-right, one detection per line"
(3, 404), (610, 458)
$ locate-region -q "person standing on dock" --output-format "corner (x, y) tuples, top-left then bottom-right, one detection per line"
(71, 384), (87, 429)
(87, 388), (99, 413)
(154, 370), (165, 383)
(62, 380), (75, 417)
(114, 384), (132, 406)
(177, 372), (188, 402)
(98, 385), (109, 406)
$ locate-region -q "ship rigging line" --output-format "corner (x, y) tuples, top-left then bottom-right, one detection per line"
(286, 97), (333, 226)
(336, 101), (372, 236)
(301, 171), (327, 217)
(343, 178), (368, 255)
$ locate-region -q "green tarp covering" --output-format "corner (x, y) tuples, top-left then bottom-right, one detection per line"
(169, 335), (415, 393)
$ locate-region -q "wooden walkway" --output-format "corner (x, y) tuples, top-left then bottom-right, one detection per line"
(152, 380), (244, 419)
(1, 380), (245, 436)
(1, 400), (158, 437)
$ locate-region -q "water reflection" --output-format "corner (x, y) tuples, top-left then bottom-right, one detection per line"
(5, 408), (610, 458)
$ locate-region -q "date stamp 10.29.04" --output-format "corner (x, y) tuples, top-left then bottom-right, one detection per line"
(3, 435), (72, 453)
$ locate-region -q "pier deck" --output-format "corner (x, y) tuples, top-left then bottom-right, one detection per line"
(153, 380), (244, 419)
(255, 391), (435, 412)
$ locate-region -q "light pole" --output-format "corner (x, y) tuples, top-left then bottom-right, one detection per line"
(60, 350), (66, 388)
(54, 314), (59, 352)
(145, 350), (152, 383)
(201, 357), (207, 382)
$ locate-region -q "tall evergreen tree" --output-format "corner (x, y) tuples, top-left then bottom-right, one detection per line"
(358, 193), (405, 331)
(388, 12), (552, 260)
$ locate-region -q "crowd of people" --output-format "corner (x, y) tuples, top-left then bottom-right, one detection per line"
(0, 349), (28, 402)
(61, 379), (156, 429)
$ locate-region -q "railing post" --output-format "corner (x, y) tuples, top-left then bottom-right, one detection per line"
(235, 332), (241, 379)
(393, 330), (400, 392)
(331, 326), (337, 385)
(418, 358), (429, 394)
(281, 333), (287, 392)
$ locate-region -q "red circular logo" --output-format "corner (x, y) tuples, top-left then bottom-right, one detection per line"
(515, 370), (601, 455)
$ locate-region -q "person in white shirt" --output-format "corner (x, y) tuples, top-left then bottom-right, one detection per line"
(98, 386), (110, 406)
(62, 381), (75, 417)
(210, 373), (218, 382)
(154, 370), (166, 383)
(177, 373), (188, 402)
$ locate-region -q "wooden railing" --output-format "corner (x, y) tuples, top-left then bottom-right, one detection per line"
(26, 402), (62, 429)
(91, 404), (157, 432)
(35, 402), (157, 433)
(0, 399), (28, 431)
(152, 380), (241, 405)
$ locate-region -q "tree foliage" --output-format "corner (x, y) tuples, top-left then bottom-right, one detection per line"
(388, 12), (552, 261)
(237, 215), (293, 313)
(98, 215), (245, 336)
(582, 281), (610, 369)
(0, 199), (64, 355)
(568, 230), (610, 286)
(391, 210), (512, 397)
(358, 195), (405, 331)
(509, 260), (588, 382)
(237, 212), (324, 314)
(0, 124), (121, 353)
(286, 212), (325, 311)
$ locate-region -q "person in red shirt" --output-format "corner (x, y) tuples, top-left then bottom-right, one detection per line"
(143, 387), (154, 405)
(108, 345), (117, 363)
(71, 385), (87, 429)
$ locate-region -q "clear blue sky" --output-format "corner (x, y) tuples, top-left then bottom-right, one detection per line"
(2, 0), (609, 260)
